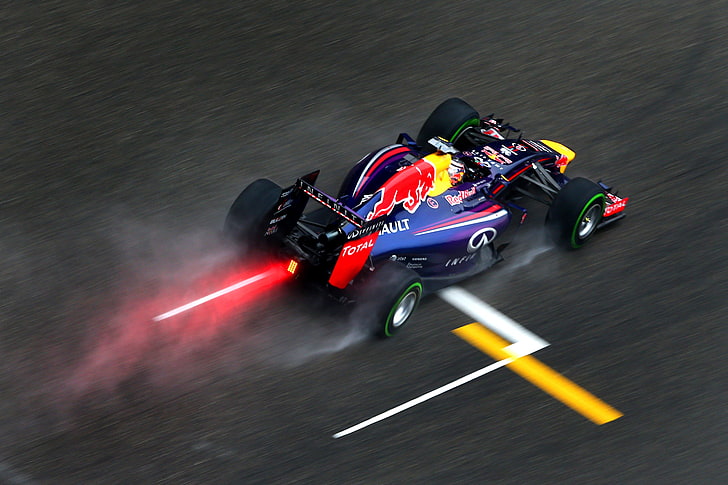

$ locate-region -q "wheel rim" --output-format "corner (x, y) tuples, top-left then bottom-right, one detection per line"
(392, 290), (418, 328)
(577, 203), (601, 239)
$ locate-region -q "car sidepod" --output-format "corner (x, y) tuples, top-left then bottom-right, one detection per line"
(370, 188), (510, 283)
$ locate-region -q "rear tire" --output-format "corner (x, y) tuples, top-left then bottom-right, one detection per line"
(416, 98), (480, 153)
(353, 261), (423, 338)
(224, 179), (282, 250)
(547, 177), (605, 249)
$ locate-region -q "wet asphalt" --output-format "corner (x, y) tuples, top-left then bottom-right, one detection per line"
(1, 1), (726, 483)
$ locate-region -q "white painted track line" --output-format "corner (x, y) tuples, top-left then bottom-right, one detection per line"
(332, 285), (551, 438)
(438, 286), (549, 352)
(332, 358), (515, 438)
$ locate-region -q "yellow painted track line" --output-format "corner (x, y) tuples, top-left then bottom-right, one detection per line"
(453, 323), (623, 425)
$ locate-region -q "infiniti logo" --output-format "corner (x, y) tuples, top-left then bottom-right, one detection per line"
(467, 227), (497, 253)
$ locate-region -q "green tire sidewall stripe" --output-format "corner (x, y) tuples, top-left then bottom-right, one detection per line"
(450, 118), (480, 142)
(570, 193), (606, 248)
(384, 282), (423, 337)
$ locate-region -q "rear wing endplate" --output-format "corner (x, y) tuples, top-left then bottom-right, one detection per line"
(266, 171), (386, 289)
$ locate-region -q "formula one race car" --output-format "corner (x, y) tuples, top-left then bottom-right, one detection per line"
(224, 98), (628, 337)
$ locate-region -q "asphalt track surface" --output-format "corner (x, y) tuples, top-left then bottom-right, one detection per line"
(1, 2), (726, 483)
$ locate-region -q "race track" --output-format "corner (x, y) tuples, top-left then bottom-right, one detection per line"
(1, 2), (727, 483)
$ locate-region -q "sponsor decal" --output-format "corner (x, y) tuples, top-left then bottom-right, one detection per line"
(379, 218), (410, 235)
(481, 127), (504, 140)
(443, 186), (477, 206)
(341, 238), (375, 257)
(603, 194), (629, 217)
(269, 214), (287, 224)
(482, 145), (514, 165)
(499, 143), (527, 157)
(386, 255), (426, 266)
(347, 218), (386, 240)
(366, 159), (437, 220)
(469, 155), (501, 170)
(445, 253), (477, 267)
(328, 232), (379, 288)
(265, 225), (278, 236)
(427, 197), (439, 209)
(276, 198), (294, 212)
(298, 178), (365, 228)
(467, 227), (498, 253)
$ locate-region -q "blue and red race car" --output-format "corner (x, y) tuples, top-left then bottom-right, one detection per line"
(224, 98), (628, 337)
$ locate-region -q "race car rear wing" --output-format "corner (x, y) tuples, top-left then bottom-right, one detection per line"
(265, 171), (387, 289)
(296, 174), (367, 228)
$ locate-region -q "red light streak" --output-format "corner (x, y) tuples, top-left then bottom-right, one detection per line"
(152, 264), (290, 322)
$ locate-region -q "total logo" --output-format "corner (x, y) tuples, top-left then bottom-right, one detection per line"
(380, 219), (410, 235)
(467, 227), (498, 253)
(342, 238), (375, 257)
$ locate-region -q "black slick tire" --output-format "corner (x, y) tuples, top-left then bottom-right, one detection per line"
(547, 177), (606, 249)
(416, 98), (480, 153)
(353, 261), (423, 338)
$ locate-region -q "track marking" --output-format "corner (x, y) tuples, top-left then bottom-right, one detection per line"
(332, 357), (516, 439)
(453, 323), (623, 425)
(438, 286), (549, 352)
(334, 286), (549, 438)
(333, 286), (620, 438)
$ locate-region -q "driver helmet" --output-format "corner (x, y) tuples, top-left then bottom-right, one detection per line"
(448, 159), (465, 185)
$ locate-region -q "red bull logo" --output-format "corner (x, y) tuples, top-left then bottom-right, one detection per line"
(366, 159), (436, 221)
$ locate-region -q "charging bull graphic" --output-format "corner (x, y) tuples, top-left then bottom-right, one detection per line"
(366, 159), (437, 221)
(329, 159), (437, 289)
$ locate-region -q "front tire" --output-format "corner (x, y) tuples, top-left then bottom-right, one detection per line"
(353, 261), (423, 338)
(547, 177), (606, 249)
(416, 98), (480, 153)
